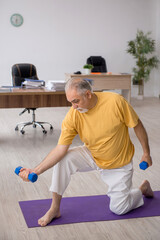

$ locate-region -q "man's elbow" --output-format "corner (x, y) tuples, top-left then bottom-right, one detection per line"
(56, 144), (70, 156)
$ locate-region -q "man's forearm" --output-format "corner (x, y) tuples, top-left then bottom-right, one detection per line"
(33, 144), (70, 175)
(134, 119), (150, 155)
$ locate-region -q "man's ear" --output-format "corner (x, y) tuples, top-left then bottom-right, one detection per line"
(86, 90), (92, 99)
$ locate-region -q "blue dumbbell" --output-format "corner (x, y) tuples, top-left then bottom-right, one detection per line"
(139, 161), (148, 170)
(15, 166), (38, 183)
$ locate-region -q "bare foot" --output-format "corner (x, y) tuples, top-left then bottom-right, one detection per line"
(38, 208), (61, 227)
(140, 180), (154, 198)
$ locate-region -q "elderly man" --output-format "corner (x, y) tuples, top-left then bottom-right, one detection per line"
(19, 78), (153, 227)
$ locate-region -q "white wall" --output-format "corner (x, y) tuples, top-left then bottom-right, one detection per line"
(154, 0), (160, 97)
(0, 0), (159, 97)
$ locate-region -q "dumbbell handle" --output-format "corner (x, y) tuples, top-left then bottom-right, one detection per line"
(139, 161), (148, 170)
(15, 166), (38, 183)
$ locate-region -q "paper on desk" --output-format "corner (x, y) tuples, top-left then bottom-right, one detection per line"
(46, 81), (66, 91)
(22, 79), (45, 89)
(0, 87), (12, 92)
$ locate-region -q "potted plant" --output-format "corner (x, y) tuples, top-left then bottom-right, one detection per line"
(127, 30), (159, 99)
(83, 64), (93, 74)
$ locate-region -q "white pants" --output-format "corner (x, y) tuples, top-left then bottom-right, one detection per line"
(49, 146), (144, 215)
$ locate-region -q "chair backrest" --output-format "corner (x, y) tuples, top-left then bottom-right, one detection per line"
(87, 56), (107, 73)
(12, 63), (39, 86)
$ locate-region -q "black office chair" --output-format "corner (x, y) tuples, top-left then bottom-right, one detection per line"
(87, 56), (107, 73)
(12, 63), (53, 134)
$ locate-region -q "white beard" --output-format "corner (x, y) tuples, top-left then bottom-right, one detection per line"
(76, 108), (89, 113)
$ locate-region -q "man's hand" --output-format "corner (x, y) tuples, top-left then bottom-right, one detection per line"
(19, 168), (33, 182)
(140, 154), (152, 167)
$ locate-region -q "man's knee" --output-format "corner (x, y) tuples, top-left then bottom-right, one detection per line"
(109, 198), (129, 215)
(54, 149), (79, 175)
(109, 204), (125, 215)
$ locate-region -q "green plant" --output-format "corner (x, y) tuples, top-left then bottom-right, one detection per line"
(127, 30), (159, 95)
(83, 64), (93, 69)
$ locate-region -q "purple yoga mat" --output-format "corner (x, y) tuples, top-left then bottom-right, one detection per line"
(19, 191), (160, 228)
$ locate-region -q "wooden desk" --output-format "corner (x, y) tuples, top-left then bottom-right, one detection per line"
(0, 88), (71, 108)
(65, 73), (131, 102)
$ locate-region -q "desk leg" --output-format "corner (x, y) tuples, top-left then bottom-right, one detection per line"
(121, 89), (131, 103)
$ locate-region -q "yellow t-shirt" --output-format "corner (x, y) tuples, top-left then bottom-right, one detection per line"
(58, 92), (139, 169)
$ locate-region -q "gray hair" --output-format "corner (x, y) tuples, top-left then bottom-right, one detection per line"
(65, 78), (93, 95)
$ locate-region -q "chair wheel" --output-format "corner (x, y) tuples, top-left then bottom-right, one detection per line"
(50, 126), (53, 130)
(21, 130), (25, 134)
(15, 126), (19, 131)
(33, 124), (36, 128)
(43, 130), (47, 134)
